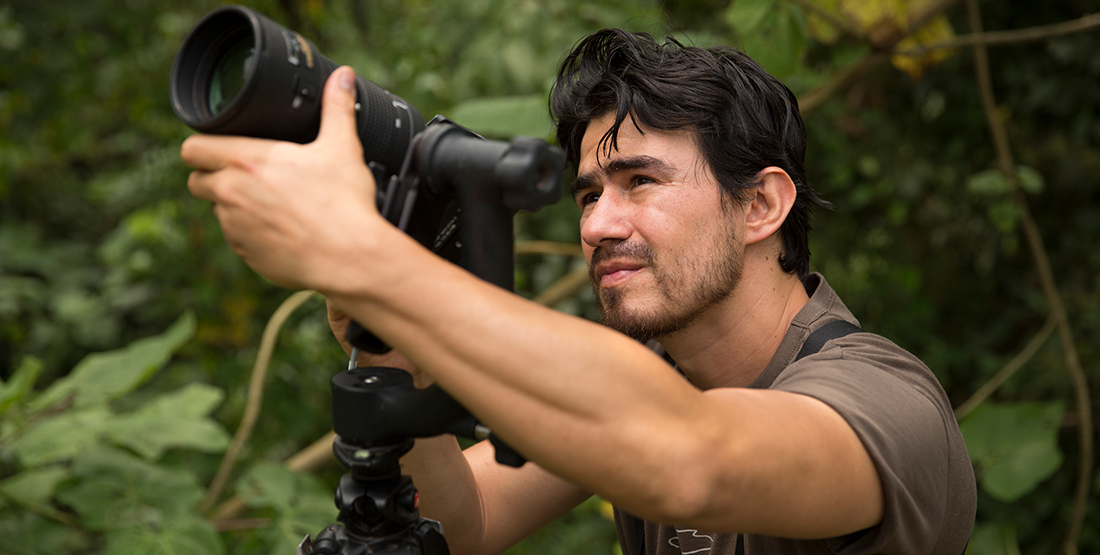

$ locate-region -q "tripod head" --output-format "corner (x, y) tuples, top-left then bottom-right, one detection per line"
(298, 437), (448, 555)
(298, 119), (564, 555)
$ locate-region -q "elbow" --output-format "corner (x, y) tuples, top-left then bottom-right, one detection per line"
(653, 478), (716, 525)
(640, 432), (738, 526)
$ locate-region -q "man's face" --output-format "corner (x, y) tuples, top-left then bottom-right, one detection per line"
(571, 114), (746, 341)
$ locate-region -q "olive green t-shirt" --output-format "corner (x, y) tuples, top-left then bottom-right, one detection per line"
(615, 273), (976, 555)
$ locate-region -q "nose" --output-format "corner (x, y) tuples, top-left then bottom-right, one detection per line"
(580, 191), (632, 251)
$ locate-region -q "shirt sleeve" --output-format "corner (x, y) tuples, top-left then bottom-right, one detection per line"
(770, 334), (959, 555)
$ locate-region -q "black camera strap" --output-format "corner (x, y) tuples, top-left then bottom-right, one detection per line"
(793, 319), (864, 363)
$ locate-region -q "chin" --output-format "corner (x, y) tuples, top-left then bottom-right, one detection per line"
(599, 304), (669, 342)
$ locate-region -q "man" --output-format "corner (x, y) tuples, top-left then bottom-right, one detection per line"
(183, 28), (975, 554)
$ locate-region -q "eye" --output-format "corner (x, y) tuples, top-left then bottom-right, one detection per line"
(577, 191), (601, 207)
(631, 175), (656, 188)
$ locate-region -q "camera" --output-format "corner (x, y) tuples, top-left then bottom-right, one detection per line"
(170, 4), (564, 290)
(170, 7), (560, 554)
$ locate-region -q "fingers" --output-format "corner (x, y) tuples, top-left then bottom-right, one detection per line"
(181, 65), (361, 205)
(180, 134), (271, 171)
(326, 297), (349, 323)
(187, 169), (216, 202)
(316, 66), (363, 155)
(182, 134), (274, 202)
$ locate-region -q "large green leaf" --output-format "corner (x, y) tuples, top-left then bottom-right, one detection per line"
(10, 383), (228, 465)
(0, 355), (43, 416)
(0, 512), (87, 555)
(57, 446), (206, 531)
(447, 94), (554, 140)
(30, 312), (196, 411)
(966, 169), (1011, 196)
(726, 0), (776, 32)
(966, 166), (1046, 196)
(10, 406), (113, 467)
(0, 466), (70, 508)
(104, 383), (230, 461)
(959, 401), (1064, 502)
(727, 0), (807, 78)
(238, 463), (337, 555)
(966, 522), (1021, 555)
(104, 516), (224, 555)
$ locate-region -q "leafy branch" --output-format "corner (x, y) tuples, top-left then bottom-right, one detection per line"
(965, 1), (1093, 552)
(200, 290), (320, 513)
(954, 316), (1057, 420)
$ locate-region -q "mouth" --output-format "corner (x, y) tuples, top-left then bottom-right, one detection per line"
(594, 260), (646, 288)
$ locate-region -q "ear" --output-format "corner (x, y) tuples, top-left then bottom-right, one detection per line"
(743, 167), (796, 246)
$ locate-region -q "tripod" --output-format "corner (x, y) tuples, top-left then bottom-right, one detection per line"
(298, 120), (563, 555)
(298, 366), (526, 555)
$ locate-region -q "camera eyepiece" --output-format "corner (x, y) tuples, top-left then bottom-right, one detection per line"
(170, 5), (424, 176)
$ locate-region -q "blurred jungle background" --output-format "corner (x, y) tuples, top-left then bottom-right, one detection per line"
(2, 0), (1098, 553)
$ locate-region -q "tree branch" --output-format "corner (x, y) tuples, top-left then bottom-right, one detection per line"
(799, 52), (889, 116)
(533, 266), (591, 308)
(796, 0), (963, 116)
(908, 0), (964, 38)
(791, 0), (866, 40)
(515, 240), (583, 257)
(954, 316), (1056, 420)
(900, 12), (1100, 55)
(966, 1), (1093, 553)
(201, 290), (320, 514)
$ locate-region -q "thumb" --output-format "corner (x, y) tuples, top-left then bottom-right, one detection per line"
(316, 66), (362, 152)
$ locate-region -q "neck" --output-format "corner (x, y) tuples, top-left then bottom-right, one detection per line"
(659, 251), (809, 389)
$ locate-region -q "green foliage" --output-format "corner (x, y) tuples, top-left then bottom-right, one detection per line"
(0, 317), (224, 554)
(960, 402), (1064, 503)
(28, 312), (196, 412)
(967, 522), (1023, 555)
(504, 496), (618, 555)
(3, 0), (1099, 553)
(0, 315), (335, 555)
(449, 95), (555, 141)
(235, 464), (335, 555)
(727, 0), (808, 78)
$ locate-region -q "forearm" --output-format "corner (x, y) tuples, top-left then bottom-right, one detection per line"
(321, 222), (704, 511)
(400, 435), (590, 555)
(399, 435), (485, 554)
(320, 223), (881, 537)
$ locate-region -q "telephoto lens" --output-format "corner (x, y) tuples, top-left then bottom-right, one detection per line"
(170, 4), (424, 177)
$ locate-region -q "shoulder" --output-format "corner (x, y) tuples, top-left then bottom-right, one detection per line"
(773, 334), (976, 554)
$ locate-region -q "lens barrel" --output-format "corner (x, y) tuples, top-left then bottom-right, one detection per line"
(170, 5), (424, 176)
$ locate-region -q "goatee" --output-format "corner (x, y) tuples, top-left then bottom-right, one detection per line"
(588, 235), (743, 342)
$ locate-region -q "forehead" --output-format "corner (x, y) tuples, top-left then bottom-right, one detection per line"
(578, 113), (700, 174)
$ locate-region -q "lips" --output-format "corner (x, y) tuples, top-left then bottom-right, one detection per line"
(594, 259), (646, 287)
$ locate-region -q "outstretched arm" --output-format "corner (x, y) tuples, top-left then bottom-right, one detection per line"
(183, 66), (882, 539)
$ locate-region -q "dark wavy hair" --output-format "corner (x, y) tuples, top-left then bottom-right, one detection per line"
(550, 28), (830, 276)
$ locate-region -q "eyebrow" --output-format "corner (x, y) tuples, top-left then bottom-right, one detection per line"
(568, 155), (675, 199)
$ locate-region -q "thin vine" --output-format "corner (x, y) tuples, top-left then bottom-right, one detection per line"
(965, 0), (1093, 552)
